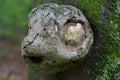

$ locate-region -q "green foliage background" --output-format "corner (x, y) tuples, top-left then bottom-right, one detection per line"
(0, 0), (32, 43)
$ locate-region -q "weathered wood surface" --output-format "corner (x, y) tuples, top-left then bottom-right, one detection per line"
(21, 3), (93, 80)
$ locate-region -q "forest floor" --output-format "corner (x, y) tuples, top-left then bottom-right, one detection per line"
(0, 39), (26, 80)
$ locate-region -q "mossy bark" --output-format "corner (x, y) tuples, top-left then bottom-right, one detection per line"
(76, 0), (120, 80)
(28, 0), (120, 80)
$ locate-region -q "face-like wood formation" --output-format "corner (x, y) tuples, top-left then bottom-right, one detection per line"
(21, 3), (93, 75)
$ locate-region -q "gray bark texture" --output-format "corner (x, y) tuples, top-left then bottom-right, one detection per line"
(21, 3), (93, 80)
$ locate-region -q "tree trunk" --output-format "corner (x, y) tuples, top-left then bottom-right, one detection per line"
(22, 0), (120, 80)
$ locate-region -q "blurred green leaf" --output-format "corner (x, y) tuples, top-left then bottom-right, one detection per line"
(0, 0), (32, 44)
(8, 74), (16, 80)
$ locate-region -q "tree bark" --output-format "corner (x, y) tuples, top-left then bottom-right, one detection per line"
(22, 0), (120, 80)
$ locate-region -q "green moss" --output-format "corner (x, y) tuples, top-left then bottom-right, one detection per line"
(77, 0), (104, 25)
(115, 1), (120, 15)
(76, 0), (120, 79)
(54, 8), (62, 15)
(55, 0), (62, 4)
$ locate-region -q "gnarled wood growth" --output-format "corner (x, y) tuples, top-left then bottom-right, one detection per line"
(21, 3), (93, 80)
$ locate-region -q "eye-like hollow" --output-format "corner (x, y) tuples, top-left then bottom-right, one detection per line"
(64, 22), (85, 51)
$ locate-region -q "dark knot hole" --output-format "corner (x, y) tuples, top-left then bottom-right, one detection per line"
(24, 55), (44, 63)
(43, 28), (46, 31)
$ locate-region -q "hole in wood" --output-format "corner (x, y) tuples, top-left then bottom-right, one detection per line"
(43, 28), (46, 31)
(23, 55), (44, 63)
